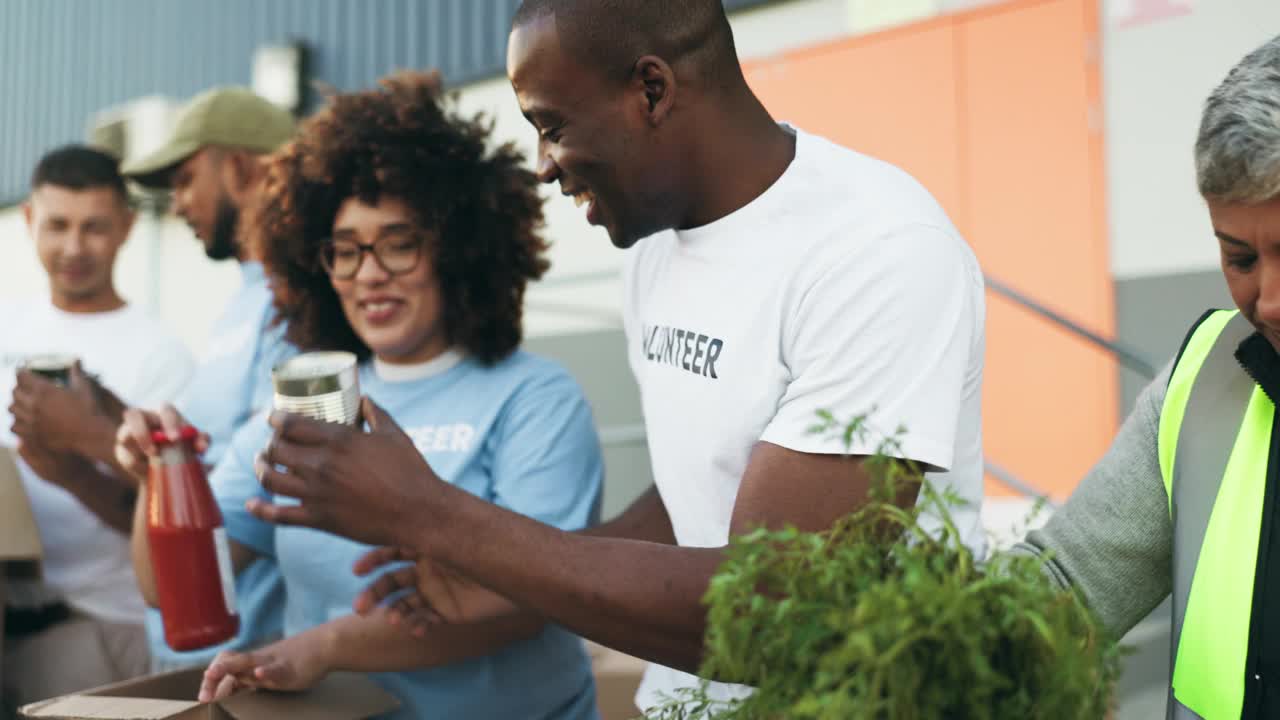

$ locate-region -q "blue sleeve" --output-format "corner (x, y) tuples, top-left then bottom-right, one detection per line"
(209, 413), (276, 558)
(489, 367), (604, 532)
(248, 322), (296, 416)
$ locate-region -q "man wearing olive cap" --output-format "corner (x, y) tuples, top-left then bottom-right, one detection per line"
(121, 87), (297, 672)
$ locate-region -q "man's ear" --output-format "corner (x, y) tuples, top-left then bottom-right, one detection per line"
(220, 151), (262, 202)
(120, 207), (137, 239)
(634, 55), (677, 127)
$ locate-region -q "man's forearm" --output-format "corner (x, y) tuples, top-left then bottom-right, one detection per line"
(74, 415), (134, 483)
(321, 607), (547, 672)
(584, 485), (677, 545)
(57, 464), (135, 534)
(422, 485), (720, 674)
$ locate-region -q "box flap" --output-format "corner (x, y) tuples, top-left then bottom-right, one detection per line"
(19, 670), (210, 720)
(82, 669), (204, 701)
(19, 669), (396, 720)
(218, 673), (399, 720)
(20, 696), (201, 719)
(0, 446), (42, 560)
(587, 642), (646, 720)
(587, 641), (647, 676)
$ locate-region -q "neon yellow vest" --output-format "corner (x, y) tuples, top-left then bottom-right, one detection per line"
(1159, 309), (1272, 719)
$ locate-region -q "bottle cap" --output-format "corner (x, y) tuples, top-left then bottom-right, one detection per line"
(149, 425), (200, 446)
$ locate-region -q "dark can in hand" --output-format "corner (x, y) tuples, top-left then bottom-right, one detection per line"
(21, 354), (77, 387)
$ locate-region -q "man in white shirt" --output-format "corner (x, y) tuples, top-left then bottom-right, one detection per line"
(1, 146), (193, 708)
(149, 1), (985, 713)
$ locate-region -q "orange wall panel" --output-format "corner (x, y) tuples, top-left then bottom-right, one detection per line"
(958, 0), (1115, 499)
(743, 0), (1114, 500)
(743, 20), (965, 227)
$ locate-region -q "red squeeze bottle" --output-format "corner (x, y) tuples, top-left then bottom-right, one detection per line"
(146, 425), (239, 651)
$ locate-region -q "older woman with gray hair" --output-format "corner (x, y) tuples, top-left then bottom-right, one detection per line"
(1011, 35), (1280, 719)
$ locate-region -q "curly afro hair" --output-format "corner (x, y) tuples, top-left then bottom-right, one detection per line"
(251, 70), (549, 365)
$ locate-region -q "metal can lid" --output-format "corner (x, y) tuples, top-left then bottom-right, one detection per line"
(22, 353), (78, 371)
(272, 351), (359, 397)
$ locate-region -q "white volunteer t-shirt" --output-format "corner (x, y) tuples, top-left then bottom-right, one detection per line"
(623, 126), (986, 710)
(0, 298), (194, 625)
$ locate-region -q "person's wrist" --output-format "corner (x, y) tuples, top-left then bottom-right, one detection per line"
(312, 620), (343, 674)
(403, 481), (477, 563)
(48, 461), (87, 494)
(81, 414), (120, 464)
(396, 513), (437, 558)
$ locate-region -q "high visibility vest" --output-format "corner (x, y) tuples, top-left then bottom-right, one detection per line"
(1159, 309), (1270, 719)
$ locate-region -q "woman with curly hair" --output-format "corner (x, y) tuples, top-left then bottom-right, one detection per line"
(121, 71), (604, 719)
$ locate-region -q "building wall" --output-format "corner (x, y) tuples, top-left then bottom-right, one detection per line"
(1103, 0), (1280, 409)
(1105, 0), (1279, 280)
(739, 0), (1112, 502)
(0, 0), (781, 207)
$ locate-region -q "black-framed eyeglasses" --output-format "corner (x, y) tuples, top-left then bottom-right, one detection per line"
(319, 232), (428, 280)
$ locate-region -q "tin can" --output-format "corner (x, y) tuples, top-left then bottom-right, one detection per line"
(271, 351), (360, 425)
(21, 353), (77, 387)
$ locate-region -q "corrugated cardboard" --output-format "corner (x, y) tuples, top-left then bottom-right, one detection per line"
(1, 574), (6, 700)
(587, 642), (646, 720)
(20, 669), (400, 720)
(0, 446), (42, 563)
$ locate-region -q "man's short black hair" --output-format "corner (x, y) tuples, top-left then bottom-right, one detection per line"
(31, 144), (129, 201)
(512, 0), (741, 89)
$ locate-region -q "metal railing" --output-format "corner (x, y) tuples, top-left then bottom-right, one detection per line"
(980, 274), (1160, 508)
(533, 270), (1160, 509)
(985, 275), (1158, 379)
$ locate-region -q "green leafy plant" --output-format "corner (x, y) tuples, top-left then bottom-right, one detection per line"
(646, 412), (1122, 720)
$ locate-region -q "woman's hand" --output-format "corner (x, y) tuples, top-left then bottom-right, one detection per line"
(198, 628), (334, 702)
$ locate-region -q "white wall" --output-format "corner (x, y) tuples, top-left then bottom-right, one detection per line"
(450, 75), (620, 338)
(0, 210), (42, 301)
(722, 0), (1280, 284)
(1104, 0), (1280, 279)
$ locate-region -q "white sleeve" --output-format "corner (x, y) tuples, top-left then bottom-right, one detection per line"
(620, 244), (645, 386)
(759, 224), (981, 470)
(133, 336), (196, 408)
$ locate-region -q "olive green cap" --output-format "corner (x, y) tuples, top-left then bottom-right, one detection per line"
(121, 86), (295, 189)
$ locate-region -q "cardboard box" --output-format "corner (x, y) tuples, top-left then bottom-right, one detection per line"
(1, 445), (43, 701)
(20, 669), (400, 720)
(1, 573), (6, 696)
(587, 642), (647, 720)
(0, 446), (42, 565)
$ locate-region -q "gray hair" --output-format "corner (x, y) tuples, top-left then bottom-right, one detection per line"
(1196, 35), (1280, 203)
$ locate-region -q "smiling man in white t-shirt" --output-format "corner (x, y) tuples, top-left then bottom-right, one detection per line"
(235, 1), (985, 714)
(1, 146), (193, 708)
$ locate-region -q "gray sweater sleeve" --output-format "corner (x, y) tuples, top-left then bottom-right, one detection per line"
(1006, 362), (1174, 639)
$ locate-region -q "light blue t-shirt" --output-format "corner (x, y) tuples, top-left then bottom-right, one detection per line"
(214, 350), (604, 720)
(147, 261), (295, 671)
(177, 262), (294, 462)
